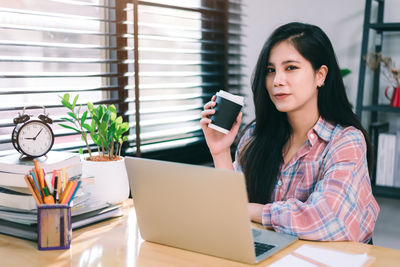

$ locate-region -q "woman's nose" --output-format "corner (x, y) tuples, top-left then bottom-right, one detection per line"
(273, 70), (285, 87)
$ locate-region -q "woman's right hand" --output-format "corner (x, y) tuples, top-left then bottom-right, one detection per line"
(200, 95), (242, 157)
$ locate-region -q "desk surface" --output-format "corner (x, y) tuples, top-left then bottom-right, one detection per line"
(0, 199), (399, 267)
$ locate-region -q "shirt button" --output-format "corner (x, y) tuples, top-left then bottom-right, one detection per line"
(310, 133), (315, 139)
(277, 180), (283, 186)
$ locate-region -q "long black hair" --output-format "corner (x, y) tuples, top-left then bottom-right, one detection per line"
(239, 22), (373, 204)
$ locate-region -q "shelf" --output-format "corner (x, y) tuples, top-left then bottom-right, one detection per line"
(362, 105), (400, 112)
(372, 185), (400, 199)
(357, 1), (400, 199)
(369, 23), (400, 31)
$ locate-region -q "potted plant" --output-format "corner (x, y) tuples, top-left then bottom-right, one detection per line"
(59, 93), (130, 204)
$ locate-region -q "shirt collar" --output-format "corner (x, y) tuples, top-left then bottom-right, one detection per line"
(307, 116), (335, 146)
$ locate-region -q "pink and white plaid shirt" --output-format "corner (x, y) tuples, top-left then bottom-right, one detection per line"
(234, 117), (379, 243)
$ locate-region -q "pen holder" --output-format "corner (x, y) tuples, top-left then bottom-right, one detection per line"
(37, 204), (71, 250)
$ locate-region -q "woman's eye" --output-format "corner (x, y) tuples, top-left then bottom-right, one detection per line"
(286, 65), (298, 71)
(266, 67), (275, 73)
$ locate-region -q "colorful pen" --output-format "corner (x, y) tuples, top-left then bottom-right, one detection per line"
(68, 180), (81, 205)
(53, 175), (58, 203)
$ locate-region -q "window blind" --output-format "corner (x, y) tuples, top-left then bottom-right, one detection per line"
(0, 0), (244, 159)
(0, 0), (119, 157)
(121, 0), (245, 156)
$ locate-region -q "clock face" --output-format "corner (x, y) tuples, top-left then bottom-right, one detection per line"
(17, 120), (54, 157)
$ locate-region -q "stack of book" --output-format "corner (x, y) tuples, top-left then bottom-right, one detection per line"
(0, 151), (81, 210)
(0, 151), (123, 241)
(0, 196), (123, 241)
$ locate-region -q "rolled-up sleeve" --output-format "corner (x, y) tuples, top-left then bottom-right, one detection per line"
(261, 130), (379, 242)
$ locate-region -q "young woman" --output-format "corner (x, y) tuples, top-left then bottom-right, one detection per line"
(200, 22), (379, 243)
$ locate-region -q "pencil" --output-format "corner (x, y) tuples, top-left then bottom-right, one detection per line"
(60, 181), (74, 204)
(24, 175), (42, 206)
(30, 170), (43, 199)
(64, 181), (78, 205)
(62, 168), (67, 191)
(53, 176), (58, 203)
(68, 180), (81, 205)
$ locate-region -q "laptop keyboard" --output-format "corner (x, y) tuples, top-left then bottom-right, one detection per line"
(254, 242), (275, 256)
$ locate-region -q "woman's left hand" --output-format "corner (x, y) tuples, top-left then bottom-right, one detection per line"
(248, 203), (264, 224)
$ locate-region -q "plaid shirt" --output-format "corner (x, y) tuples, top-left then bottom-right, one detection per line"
(233, 117), (379, 242)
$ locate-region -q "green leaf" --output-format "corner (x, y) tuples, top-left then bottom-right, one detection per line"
(79, 148), (84, 154)
(121, 122), (129, 131)
(99, 121), (108, 135)
(108, 104), (117, 113)
(63, 93), (70, 102)
(72, 94), (79, 110)
(67, 112), (77, 120)
(90, 119), (97, 130)
(341, 68), (351, 77)
(91, 133), (99, 143)
(59, 123), (81, 133)
(61, 99), (72, 110)
(60, 117), (75, 124)
(103, 110), (111, 124)
(82, 123), (92, 132)
(81, 110), (88, 125)
(115, 116), (123, 124)
(87, 102), (94, 112)
(110, 111), (117, 121)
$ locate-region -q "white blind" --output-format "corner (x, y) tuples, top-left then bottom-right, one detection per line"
(0, 0), (244, 159)
(122, 0), (245, 156)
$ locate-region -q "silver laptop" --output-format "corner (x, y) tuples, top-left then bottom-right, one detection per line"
(125, 157), (297, 264)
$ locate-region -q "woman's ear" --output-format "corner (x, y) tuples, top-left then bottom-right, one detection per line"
(316, 65), (328, 87)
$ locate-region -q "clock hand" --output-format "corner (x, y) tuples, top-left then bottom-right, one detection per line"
(33, 128), (43, 140)
(24, 137), (35, 140)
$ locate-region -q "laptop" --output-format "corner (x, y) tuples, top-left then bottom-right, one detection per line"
(125, 157), (297, 264)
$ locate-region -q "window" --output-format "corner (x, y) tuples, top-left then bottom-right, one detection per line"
(0, 0), (244, 163)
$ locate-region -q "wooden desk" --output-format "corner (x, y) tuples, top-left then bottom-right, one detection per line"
(0, 200), (399, 267)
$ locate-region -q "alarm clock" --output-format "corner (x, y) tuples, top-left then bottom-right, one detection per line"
(12, 106), (54, 158)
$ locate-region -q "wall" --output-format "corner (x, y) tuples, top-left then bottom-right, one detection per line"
(241, 0), (400, 124)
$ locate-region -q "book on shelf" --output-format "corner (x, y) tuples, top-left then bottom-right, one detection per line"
(0, 151), (81, 175)
(369, 121), (389, 184)
(393, 131), (400, 188)
(375, 132), (400, 187)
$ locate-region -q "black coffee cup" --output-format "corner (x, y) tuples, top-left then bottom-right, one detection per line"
(209, 90), (244, 134)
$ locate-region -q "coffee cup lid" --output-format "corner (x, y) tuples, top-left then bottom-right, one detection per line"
(216, 90), (244, 106)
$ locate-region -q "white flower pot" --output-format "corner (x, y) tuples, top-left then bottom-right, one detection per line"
(81, 157), (129, 204)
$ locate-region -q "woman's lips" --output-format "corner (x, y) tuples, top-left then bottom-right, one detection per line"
(274, 93), (290, 100)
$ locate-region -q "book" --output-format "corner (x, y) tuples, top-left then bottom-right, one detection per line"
(0, 187), (37, 210)
(0, 218), (37, 241)
(376, 133), (396, 187)
(71, 204), (123, 229)
(0, 160), (81, 188)
(385, 134), (396, 187)
(0, 151), (81, 175)
(369, 121), (389, 184)
(375, 133), (386, 186)
(393, 131), (400, 188)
